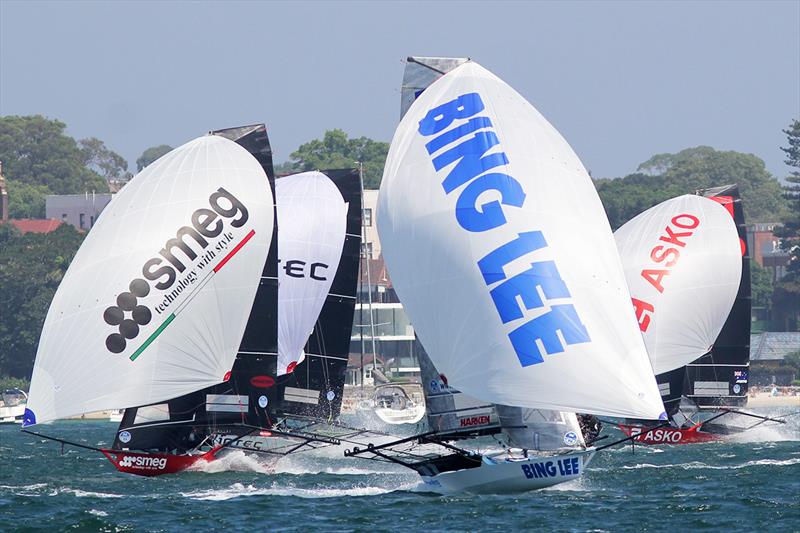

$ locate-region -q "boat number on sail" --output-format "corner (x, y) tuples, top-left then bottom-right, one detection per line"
(102, 187), (254, 358)
(520, 457), (580, 479)
(631, 213), (700, 332)
(416, 92), (590, 367)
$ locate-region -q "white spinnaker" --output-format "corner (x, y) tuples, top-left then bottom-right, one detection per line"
(276, 171), (348, 375)
(614, 195), (742, 375)
(24, 135), (273, 425)
(378, 61), (664, 419)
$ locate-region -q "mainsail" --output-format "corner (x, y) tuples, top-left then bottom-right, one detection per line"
(23, 134), (274, 426)
(378, 61), (664, 419)
(401, 56), (470, 119)
(655, 185), (752, 413)
(614, 194), (743, 375)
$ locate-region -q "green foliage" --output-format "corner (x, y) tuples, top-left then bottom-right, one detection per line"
(0, 375), (30, 392)
(280, 129), (389, 188)
(6, 181), (49, 218)
(751, 259), (773, 310)
(0, 224), (85, 378)
(0, 115), (108, 194)
(136, 144), (173, 172)
(596, 146), (789, 230)
(785, 351), (800, 372)
(772, 119), (800, 331)
(79, 137), (129, 181)
(774, 119), (800, 273)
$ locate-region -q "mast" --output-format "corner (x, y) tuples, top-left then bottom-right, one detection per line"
(359, 161), (379, 379)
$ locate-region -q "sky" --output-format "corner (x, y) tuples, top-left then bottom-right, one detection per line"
(1, 0), (798, 180)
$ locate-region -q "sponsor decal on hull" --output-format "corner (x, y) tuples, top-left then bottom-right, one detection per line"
(618, 424), (721, 444)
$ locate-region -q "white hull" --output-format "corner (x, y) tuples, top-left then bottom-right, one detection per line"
(0, 404), (25, 424)
(421, 449), (595, 494)
(374, 405), (426, 425)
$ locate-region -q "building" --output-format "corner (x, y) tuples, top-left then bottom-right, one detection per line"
(746, 222), (790, 281)
(46, 193), (113, 231)
(362, 189), (380, 259)
(749, 332), (800, 386)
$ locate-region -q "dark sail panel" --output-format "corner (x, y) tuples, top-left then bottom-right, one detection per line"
(655, 184), (750, 414)
(276, 168), (362, 421)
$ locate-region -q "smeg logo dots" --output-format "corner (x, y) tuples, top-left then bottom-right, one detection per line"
(103, 279), (152, 353)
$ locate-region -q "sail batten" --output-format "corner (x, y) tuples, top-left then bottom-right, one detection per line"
(378, 61), (664, 419)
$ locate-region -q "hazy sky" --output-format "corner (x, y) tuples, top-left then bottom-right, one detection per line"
(1, 1), (798, 179)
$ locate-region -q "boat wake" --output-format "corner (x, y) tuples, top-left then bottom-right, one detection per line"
(180, 480), (421, 501)
(594, 457), (800, 471)
(190, 450), (276, 474)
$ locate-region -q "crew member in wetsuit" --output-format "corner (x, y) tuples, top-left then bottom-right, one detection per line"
(577, 414), (602, 445)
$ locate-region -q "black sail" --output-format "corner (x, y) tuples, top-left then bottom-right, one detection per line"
(113, 125), (278, 451)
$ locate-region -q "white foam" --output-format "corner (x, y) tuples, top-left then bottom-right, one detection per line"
(596, 457), (800, 471)
(51, 488), (123, 499)
(88, 509), (108, 517)
(181, 481), (418, 501)
(189, 450), (276, 474)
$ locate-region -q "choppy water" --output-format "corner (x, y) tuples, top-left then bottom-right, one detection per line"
(1, 410), (798, 532)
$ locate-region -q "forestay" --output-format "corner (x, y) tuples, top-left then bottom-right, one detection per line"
(614, 195), (742, 375)
(24, 135), (273, 425)
(378, 61), (664, 419)
(276, 171), (348, 375)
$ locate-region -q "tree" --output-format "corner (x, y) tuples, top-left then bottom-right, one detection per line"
(596, 146), (790, 229)
(775, 119), (800, 274)
(750, 259), (773, 310)
(0, 223), (85, 378)
(280, 129), (389, 188)
(0, 115), (108, 194)
(136, 144), (173, 172)
(6, 181), (50, 218)
(0, 115), (109, 218)
(79, 137), (129, 181)
(772, 119), (800, 331)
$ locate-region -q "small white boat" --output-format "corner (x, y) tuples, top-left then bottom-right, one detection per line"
(373, 384), (425, 425)
(0, 389), (27, 424)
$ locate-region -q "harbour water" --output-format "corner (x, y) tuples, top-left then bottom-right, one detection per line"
(1, 412), (798, 532)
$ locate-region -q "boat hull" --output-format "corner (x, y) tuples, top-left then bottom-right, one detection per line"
(420, 450), (595, 494)
(618, 423), (720, 444)
(101, 448), (221, 476)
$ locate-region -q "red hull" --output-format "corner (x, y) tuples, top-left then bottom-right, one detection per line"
(618, 424), (721, 444)
(101, 447), (221, 476)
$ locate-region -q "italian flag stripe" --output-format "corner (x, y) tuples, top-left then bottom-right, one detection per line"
(128, 229), (256, 362)
(130, 313), (175, 361)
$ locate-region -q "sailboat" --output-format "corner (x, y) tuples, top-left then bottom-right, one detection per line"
(22, 124), (372, 475)
(345, 59), (665, 493)
(615, 186), (783, 443)
(23, 126), (276, 474)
